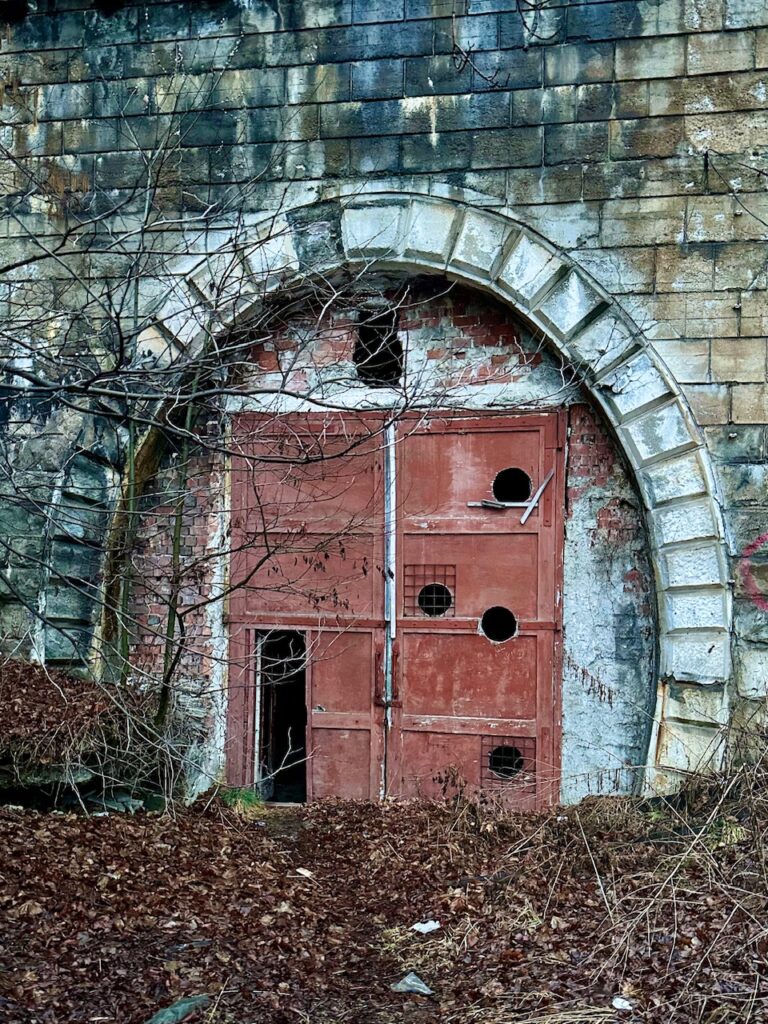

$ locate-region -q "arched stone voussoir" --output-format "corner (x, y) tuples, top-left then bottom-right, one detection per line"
(133, 217), (303, 362)
(128, 189), (735, 790)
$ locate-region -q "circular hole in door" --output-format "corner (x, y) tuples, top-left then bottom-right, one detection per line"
(488, 744), (524, 779)
(417, 582), (453, 617)
(480, 606), (518, 642)
(492, 467), (532, 503)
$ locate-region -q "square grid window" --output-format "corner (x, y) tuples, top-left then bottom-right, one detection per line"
(481, 735), (536, 789)
(403, 564), (456, 617)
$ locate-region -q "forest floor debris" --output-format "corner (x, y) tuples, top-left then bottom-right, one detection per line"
(0, 786), (766, 1023)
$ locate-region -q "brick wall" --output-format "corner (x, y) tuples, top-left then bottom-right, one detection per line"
(562, 402), (655, 799)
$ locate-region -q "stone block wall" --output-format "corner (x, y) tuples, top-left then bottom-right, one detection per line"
(1, 0), (767, 776)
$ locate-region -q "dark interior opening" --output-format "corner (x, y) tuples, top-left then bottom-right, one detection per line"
(417, 582), (453, 616)
(94, 0), (127, 14)
(488, 744), (523, 779)
(353, 309), (403, 387)
(480, 606), (518, 642)
(492, 467), (532, 503)
(258, 631), (307, 803)
(0, 0), (29, 23)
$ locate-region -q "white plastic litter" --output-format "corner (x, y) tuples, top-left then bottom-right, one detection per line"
(411, 920), (441, 934)
(612, 996), (635, 1011)
(390, 972), (434, 995)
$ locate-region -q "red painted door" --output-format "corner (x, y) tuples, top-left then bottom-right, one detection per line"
(227, 411), (564, 808)
(389, 414), (564, 808)
(227, 413), (386, 799)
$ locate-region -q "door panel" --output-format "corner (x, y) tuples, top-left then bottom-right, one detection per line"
(229, 415), (386, 801)
(401, 533), (540, 621)
(241, 533), (379, 620)
(229, 411), (564, 809)
(309, 631), (376, 713)
(400, 731), (481, 799)
(391, 413), (564, 808)
(398, 424), (547, 524)
(230, 413), (386, 626)
(307, 629), (382, 800)
(311, 729), (372, 800)
(400, 632), (539, 720)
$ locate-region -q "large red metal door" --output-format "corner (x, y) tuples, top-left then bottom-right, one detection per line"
(227, 413), (386, 799)
(227, 411), (564, 808)
(389, 414), (565, 808)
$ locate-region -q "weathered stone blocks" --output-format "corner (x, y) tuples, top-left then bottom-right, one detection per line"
(642, 451), (711, 504)
(341, 202), (407, 259)
(666, 588), (730, 632)
(599, 351), (674, 419)
(653, 498), (720, 546)
(495, 232), (565, 306)
(567, 314), (637, 376)
(622, 401), (697, 464)
(244, 218), (301, 288)
(449, 209), (512, 281)
(662, 632), (731, 684)
(659, 542), (727, 589)
(655, 718), (725, 773)
(187, 249), (258, 324)
(534, 271), (604, 339)
(665, 681), (730, 727)
(735, 643), (768, 699)
(154, 280), (213, 351)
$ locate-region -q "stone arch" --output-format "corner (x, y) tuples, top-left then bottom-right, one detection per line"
(120, 188), (732, 792)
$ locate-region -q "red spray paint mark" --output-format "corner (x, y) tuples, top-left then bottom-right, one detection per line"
(741, 531), (768, 612)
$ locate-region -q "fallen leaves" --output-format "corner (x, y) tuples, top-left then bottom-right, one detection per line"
(0, 794), (765, 1022)
(0, 661), (152, 787)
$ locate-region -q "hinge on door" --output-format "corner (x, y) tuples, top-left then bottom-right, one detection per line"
(374, 638), (386, 706)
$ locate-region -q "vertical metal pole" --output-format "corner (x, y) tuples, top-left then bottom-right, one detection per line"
(383, 421), (397, 728)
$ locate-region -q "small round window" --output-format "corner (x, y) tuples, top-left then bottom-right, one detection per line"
(417, 583), (453, 617)
(489, 744), (524, 779)
(492, 468), (532, 503)
(480, 606), (517, 642)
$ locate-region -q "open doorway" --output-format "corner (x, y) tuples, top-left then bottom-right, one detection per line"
(256, 630), (307, 802)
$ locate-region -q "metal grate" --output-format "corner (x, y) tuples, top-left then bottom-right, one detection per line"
(404, 564), (456, 617)
(481, 735), (536, 789)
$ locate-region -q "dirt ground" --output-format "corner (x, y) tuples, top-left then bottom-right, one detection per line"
(0, 792), (766, 1024)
